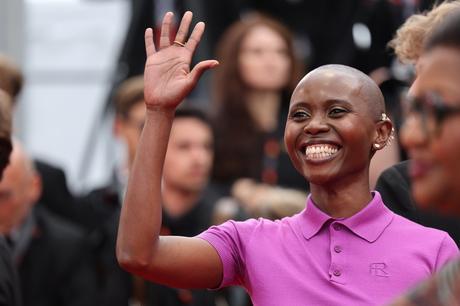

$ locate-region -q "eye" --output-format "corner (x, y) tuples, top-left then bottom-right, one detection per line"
(289, 109), (310, 121)
(328, 107), (348, 118)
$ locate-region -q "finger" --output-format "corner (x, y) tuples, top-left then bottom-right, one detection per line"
(188, 60), (219, 85)
(159, 12), (174, 49)
(174, 11), (193, 44)
(144, 28), (156, 56)
(185, 21), (205, 51)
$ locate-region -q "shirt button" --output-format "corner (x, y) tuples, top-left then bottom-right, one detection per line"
(334, 245), (342, 253)
(333, 269), (341, 277)
(333, 223), (342, 231)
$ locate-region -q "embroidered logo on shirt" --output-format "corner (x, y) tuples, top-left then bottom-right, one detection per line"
(369, 263), (389, 277)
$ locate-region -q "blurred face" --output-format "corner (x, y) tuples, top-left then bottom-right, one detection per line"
(115, 101), (146, 166)
(163, 118), (214, 194)
(238, 25), (291, 91)
(400, 46), (460, 214)
(285, 70), (379, 186)
(0, 149), (40, 234)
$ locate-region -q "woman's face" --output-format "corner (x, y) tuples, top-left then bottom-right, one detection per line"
(400, 46), (460, 214)
(238, 25), (291, 91)
(284, 69), (379, 186)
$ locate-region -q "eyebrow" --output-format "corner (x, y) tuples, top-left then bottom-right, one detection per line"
(290, 99), (353, 108)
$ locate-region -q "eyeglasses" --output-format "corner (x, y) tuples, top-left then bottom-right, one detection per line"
(403, 92), (460, 135)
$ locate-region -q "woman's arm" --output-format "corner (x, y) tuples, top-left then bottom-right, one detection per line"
(116, 11), (221, 289)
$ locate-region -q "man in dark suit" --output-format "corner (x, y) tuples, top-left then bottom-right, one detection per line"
(0, 141), (97, 306)
(0, 89), (21, 306)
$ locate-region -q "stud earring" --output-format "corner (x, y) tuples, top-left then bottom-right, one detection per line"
(380, 113), (396, 147)
(373, 143), (381, 150)
(386, 127), (396, 146)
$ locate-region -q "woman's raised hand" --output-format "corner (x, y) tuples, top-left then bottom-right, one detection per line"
(143, 11), (218, 111)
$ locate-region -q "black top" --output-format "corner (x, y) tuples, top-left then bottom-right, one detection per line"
(145, 188), (220, 306)
(375, 160), (460, 247)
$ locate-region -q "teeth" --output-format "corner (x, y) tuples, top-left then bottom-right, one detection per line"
(305, 144), (338, 159)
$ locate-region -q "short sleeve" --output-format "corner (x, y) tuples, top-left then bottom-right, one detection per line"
(197, 219), (258, 288)
(434, 234), (459, 271)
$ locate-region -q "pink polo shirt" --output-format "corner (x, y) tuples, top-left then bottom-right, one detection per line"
(197, 192), (458, 306)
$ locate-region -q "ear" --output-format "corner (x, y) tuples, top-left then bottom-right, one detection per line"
(28, 173), (42, 206)
(373, 120), (393, 151)
(113, 115), (125, 137)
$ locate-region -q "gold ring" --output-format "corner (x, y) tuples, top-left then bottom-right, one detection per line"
(173, 40), (185, 47)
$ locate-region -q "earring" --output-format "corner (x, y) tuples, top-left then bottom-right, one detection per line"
(373, 143), (381, 150)
(386, 127), (396, 146)
(381, 113), (389, 121)
(381, 113), (395, 146)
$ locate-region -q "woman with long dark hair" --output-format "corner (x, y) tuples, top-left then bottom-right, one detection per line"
(211, 15), (305, 192)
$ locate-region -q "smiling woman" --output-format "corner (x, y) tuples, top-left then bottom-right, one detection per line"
(116, 11), (459, 306)
(389, 8), (460, 306)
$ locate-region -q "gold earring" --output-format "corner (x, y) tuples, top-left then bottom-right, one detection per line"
(386, 127), (395, 146)
(381, 113), (395, 146)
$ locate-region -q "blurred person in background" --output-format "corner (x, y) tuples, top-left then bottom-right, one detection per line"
(117, 11), (458, 305)
(1, 52), (141, 306)
(210, 15), (307, 222)
(0, 141), (97, 306)
(375, 0), (460, 246)
(0, 90), (13, 178)
(0, 53), (87, 227)
(389, 8), (460, 305)
(212, 14), (303, 191)
(0, 90), (21, 306)
(0, 53), (125, 305)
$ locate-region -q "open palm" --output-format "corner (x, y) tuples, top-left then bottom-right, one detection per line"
(143, 12), (218, 111)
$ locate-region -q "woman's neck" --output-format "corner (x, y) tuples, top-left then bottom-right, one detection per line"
(309, 172), (373, 218)
(246, 90), (282, 132)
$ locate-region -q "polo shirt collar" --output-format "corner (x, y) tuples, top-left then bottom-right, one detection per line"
(299, 191), (394, 243)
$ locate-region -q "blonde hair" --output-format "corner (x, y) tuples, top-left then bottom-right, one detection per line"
(0, 54), (23, 100)
(389, 0), (460, 64)
(113, 75), (144, 118)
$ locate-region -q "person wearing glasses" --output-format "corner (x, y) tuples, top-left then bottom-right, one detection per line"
(388, 9), (460, 306)
(375, 1), (460, 245)
(116, 11), (459, 305)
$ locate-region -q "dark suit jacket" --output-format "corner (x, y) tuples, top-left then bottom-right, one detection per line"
(0, 237), (21, 306)
(82, 186), (132, 306)
(18, 206), (97, 306)
(375, 160), (460, 246)
(35, 160), (132, 306)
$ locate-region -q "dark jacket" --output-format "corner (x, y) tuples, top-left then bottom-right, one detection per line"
(17, 206), (97, 306)
(375, 160), (460, 246)
(0, 237), (21, 306)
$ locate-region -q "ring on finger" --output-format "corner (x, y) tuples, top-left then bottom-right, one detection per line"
(173, 40), (186, 47)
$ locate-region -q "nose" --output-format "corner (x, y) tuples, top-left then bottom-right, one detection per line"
(407, 76), (420, 97)
(400, 114), (429, 151)
(191, 146), (212, 166)
(303, 115), (330, 135)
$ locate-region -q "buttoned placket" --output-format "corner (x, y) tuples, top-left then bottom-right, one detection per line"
(329, 221), (347, 284)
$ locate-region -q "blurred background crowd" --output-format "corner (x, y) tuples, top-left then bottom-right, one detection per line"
(0, 0), (458, 305)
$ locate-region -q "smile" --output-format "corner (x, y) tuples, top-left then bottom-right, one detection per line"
(304, 144), (340, 161)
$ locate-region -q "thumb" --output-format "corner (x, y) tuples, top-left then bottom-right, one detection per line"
(188, 60), (219, 86)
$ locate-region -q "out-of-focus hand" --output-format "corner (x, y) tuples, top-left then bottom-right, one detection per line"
(143, 11), (218, 111)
